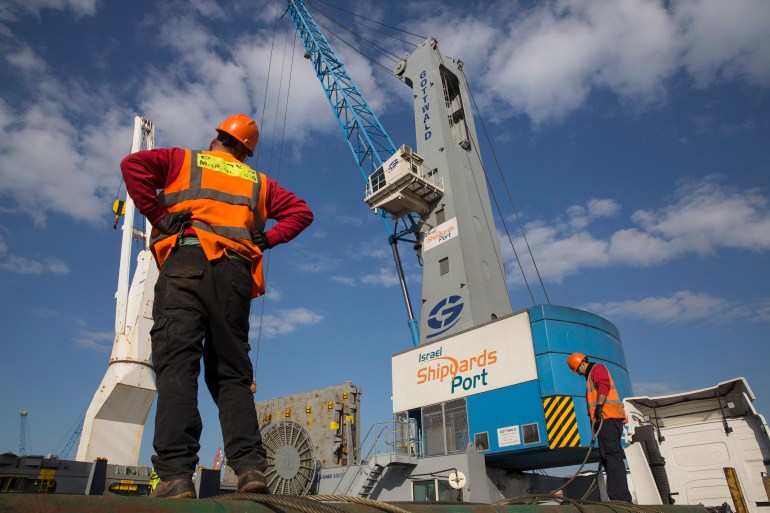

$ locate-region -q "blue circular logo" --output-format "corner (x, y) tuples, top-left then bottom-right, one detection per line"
(388, 158), (400, 171)
(426, 295), (463, 339)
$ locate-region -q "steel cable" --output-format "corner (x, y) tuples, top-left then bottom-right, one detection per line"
(433, 51), (536, 305)
(497, 494), (590, 513)
(208, 493), (346, 513)
(495, 419), (665, 512)
(314, 18), (401, 79)
(253, 9), (298, 386)
(580, 500), (670, 513)
(207, 493), (413, 513)
(547, 417), (602, 495)
(580, 479), (599, 501)
(458, 65), (551, 305)
(310, 4), (402, 63)
(307, 495), (413, 513)
(308, 0), (426, 43)
(256, 0), (283, 169)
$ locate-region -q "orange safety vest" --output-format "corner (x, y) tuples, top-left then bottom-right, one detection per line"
(150, 149), (268, 297)
(586, 365), (627, 423)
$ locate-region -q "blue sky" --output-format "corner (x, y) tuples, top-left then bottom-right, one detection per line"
(1, 0), (768, 468)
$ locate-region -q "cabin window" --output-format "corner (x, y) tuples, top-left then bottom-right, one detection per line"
(412, 479), (435, 501)
(412, 479), (463, 501)
(522, 423), (540, 444)
(474, 431), (490, 451)
(421, 398), (469, 456)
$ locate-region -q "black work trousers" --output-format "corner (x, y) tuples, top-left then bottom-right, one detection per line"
(597, 418), (633, 502)
(150, 245), (266, 480)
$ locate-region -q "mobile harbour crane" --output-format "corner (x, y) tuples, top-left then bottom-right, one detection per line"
(285, 0), (770, 509)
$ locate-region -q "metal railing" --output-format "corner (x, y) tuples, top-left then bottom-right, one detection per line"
(365, 162), (444, 199)
(334, 419), (420, 496)
(359, 419), (422, 464)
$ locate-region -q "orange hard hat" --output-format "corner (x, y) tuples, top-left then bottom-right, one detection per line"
(216, 114), (259, 156)
(566, 352), (586, 372)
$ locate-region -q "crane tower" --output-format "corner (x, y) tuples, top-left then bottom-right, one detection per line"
(18, 410), (30, 456)
(396, 39), (513, 341)
(76, 117), (158, 466)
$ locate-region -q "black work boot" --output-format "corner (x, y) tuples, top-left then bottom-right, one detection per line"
(237, 470), (269, 493)
(150, 478), (196, 499)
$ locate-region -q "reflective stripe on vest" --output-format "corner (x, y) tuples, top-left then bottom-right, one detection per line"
(586, 365), (627, 422)
(158, 153), (262, 211)
(150, 150), (269, 297)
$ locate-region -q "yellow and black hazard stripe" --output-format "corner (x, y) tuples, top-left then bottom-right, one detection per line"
(543, 395), (581, 449)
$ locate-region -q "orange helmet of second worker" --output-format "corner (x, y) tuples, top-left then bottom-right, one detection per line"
(216, 114), (259, 156)
(567, 352), (586, 372)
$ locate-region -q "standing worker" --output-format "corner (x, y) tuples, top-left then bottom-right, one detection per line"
(567, 352), (633, 503)
(121, 114), (313, 499)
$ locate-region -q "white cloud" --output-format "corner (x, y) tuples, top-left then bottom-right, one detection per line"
(31, 308), (109, 350)
(255, 284), (282, 303)
(631, 177), (770, 254)
(410, 0), (770, 124)
(0, 98), (128, 225)
(73, 330), (113, 353)
(587, 199), (622, 218)
(673, 0), (770, 86)
(583, 290), (743, 324)
(567, 198), (621, 229)
(757, 301), (770, 322)
(505, 178), (770, 284)
(0, 226), (69, 274)
(0, 0), (99, 22)
(354, 238), (391, 260)
(361, 266), (399, 287)
(251, 307), (323, 338)
(485, 0), (678, 124)
(1, 0), (768, 225)
(5, 43), (46, 73)
(130, 9), (402, 171)
(315, 203), (366, 228)
(189, 0), (226, 20)
(0, 255), (69, 274)
(607, 229), (677, 267)
(505, 222), (609, 284)
(331, 275), (356, 286)
(294, 252), (340, 273)
(631, 381), (685, 397)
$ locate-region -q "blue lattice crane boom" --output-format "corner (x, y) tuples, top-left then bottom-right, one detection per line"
(287, 0), (427, 346)
(287, 0), (396, 181)
(58, 413), (85, 460)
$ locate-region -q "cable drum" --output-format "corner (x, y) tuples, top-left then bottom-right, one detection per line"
(261, 421), (317, 495)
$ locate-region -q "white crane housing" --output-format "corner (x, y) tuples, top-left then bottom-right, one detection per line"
(76, 117), (158, 466)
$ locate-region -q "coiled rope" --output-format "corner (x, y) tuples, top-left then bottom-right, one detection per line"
(497, 495), (671, 513)
(208, 493), (412, 513)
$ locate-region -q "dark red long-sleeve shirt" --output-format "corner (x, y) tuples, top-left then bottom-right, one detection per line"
(588, 363), (612, 396)
(120, 147), (313, 248)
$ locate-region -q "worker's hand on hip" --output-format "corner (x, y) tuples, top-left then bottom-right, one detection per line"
(155, 210), (192, 235)
(252, 231), (270, 251)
